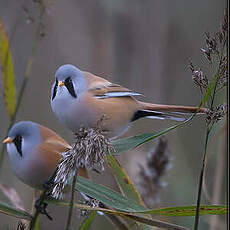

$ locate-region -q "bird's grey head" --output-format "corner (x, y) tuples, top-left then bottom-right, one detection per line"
(6, 121), (41, 158)
(51, 64), (87, 101)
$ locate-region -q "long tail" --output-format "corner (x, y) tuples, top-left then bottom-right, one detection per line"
(140, 102), (208, 113)
(131, 102), (208, 122)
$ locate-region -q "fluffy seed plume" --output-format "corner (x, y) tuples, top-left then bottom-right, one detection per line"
(52, 127), (113, 199)
(135, 136), (172, 207)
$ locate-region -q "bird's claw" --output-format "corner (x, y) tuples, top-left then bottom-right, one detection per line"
(35, 199), (53, 220)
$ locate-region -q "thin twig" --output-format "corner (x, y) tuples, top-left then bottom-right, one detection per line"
(65, 169), (78, 230)
(0, 0), (46, 171)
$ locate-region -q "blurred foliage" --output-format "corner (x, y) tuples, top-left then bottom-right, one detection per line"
(0, 20), (16, 118)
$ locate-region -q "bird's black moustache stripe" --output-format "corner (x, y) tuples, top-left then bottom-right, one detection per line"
(64, 77), (77, 98)
(52, 79), (58, 100)
(13, 135), (23, 157)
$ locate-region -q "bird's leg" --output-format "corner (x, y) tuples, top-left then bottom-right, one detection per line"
(35, 198), (53, 220)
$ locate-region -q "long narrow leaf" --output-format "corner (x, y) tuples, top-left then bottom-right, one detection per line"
(0, 20), (16, 118)
(106, 155), (144, 204)
(76, 176), (147, 212)
(111, 115), (194, 155)
(50, 199), (226, 217)
(199, 74), (219, 108)
(142, 205), (227, 216)
(0, 201), (32, 220)
(50, 200), (189, 230)
(79, 211), (97, 230)
(75, 177), (227, 216)
(107, 151), (153, 230)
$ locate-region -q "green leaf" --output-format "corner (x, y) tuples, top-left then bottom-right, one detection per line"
(106, 155), (144, 204)
(0, 201), (32, 220)
(50, 200), (189, 230)
(79, 211), (97, 230)
(199, 74), (219, 108)
(75, 177), (227, 216)
(106, 155), (152, 230)
(111, 116), (194, 155)
(76, 176), (147, 212)
(0, 20), (16, 118)
(141, 205), (227, 216)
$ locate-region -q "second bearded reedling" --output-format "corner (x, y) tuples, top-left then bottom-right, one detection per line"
(2, 121), (88, 189)
(51, 64), (207, 138)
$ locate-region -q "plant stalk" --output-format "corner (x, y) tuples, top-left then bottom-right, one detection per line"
(65, 169), (78, 230)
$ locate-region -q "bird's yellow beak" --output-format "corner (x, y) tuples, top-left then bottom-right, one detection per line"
(2, 137), (13, 144)
(58, 81), (65, 87)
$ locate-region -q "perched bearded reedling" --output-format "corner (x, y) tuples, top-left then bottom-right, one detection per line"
(2, 121), (88, 189)
(51, 64), (207, 139)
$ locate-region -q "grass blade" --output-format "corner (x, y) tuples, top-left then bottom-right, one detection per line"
(0, 20), (16, 118)
(106, 155), (144, 204)
(51, 200), (189, 230)
(79, 211), (97, 230)
(139, 205), (227, 216)
(111, 115), (194, 155)
(0, 201), (32, 220)
(76, 176), (146, 212)
(75, 177), (227, 216)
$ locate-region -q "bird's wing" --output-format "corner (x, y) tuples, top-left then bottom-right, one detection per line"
(39, 125), (71, 157)
(39, 126), (89, 179)
(42, 137), (71, 154)
(83, 71), (141, 99)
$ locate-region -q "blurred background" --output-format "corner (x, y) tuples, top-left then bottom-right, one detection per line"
(0, 0), (227, 229)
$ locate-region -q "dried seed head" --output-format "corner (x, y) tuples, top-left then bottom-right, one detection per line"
(205, 32), (218, 54)
(206, 104), (227, 125)
(221, 10), (228, 36)
(52, 126), (113, 199)
(218, 56), (228, 87)
(189, 62), (209, 92)
(201, 48), (212, 62)
(135, 136), (172, 207)
(73, 127), (113, 170)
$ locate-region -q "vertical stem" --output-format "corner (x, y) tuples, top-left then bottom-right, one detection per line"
(209, 128), (226, 230)
(194, 127), (211, 230)
(65, 169), (78, 230)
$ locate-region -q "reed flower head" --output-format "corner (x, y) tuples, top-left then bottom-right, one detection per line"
(206, 104), (227, 125)
(136, 136), (172, 207)
(52, 126), (113, 199)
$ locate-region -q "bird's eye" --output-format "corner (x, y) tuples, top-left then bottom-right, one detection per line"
(65, 77), (71, 83)
(64, 77), (77, 98)
(13, 135), (23, 157)
(52, 79), (58, 100)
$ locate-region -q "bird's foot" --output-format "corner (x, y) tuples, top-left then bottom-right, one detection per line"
(35, 199), (53, 220)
